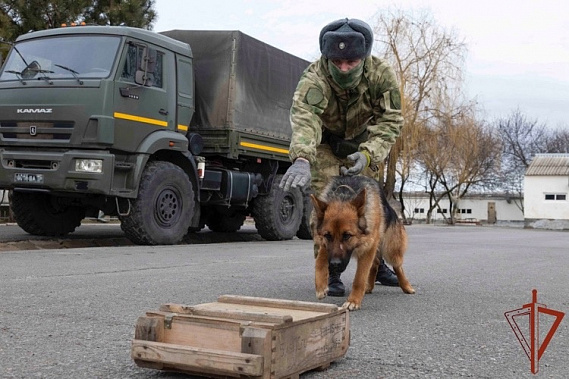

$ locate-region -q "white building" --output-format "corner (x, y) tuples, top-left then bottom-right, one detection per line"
(402, 192), (524, 225)
(524, 153), (569, 230)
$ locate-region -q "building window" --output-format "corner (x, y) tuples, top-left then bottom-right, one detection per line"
(437, 208), (448, 214)
(414, 208), (425, 214)
(458, 209), (472, 214)
(545, 193), (567, 201)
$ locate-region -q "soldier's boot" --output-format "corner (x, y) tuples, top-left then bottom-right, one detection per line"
(375, 258), (399, 286)
(327, 254), (351, 297)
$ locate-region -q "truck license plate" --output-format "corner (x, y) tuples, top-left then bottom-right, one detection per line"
(14, 173), (44, 184)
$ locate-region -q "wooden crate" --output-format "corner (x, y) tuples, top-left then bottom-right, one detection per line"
(132, 295), (350, 379)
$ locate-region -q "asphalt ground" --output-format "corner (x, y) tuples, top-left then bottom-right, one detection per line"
(0, 224), (568, 378)
(0, 219), (263, 251)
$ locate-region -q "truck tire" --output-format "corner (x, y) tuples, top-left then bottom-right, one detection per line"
(206, 210), (247, 233)
(252, 175), (303, 241)
(120, 161), (195, 245)
(296, 193), (313, 240)
(10, 192), (85, 236)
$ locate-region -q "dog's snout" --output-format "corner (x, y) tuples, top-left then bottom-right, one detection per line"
(330, 258), (343, 266)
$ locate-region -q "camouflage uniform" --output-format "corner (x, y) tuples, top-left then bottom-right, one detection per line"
(287, 55), (403, 261)
(288, 55), (403, 196)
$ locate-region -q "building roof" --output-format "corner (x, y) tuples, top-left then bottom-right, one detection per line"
(525, 154), (569, 176)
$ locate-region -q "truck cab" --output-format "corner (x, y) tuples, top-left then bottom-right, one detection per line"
(0, 26), (194, 194)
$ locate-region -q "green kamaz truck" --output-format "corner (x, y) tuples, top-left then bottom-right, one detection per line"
(0, 26), (312, 245)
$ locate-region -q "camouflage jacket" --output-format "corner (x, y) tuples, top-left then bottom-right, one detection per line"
(288, 55), (403, 164)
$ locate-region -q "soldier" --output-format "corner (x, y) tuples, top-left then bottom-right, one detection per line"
(280, 18), (404, 297)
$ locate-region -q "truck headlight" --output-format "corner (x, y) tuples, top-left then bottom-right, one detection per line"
(75, 159), (103, 173)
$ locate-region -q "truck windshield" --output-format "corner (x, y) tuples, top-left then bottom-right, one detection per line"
(0, 35), (120, 82)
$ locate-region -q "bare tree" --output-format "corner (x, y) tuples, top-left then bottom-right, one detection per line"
(545, 128), (569, 154)
(496, 109), (548, 166)
(371, 8), (468, 219)
(419, 103), (500, 224)
(494, 109), (550, 213)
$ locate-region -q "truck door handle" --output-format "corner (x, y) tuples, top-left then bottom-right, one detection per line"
(159, 108), (168, 116)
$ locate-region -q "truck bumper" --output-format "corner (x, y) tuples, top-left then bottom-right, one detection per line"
(0, 149), (115, 195)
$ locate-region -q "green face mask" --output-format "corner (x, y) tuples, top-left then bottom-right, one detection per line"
(327, 60), (364, 90)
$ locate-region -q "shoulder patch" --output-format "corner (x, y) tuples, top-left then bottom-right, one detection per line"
(305, 88), (324, 106)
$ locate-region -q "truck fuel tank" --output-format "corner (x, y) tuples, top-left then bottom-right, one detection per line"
(200, 168), (262, 205)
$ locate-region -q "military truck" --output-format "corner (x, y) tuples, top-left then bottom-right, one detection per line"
(0, 26), (312, 245)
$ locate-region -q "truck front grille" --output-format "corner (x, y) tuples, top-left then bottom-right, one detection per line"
(0, 121), (74, 141)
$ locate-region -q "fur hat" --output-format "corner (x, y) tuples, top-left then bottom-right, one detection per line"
(319, 18), (373, 60)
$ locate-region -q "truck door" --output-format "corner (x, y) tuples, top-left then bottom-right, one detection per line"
(114, 41), (176, 152)
(175, 55), (194, 134)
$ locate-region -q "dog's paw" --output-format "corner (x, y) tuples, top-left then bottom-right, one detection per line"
(402, 285), (416, 294)
(342, 301), (361, 311)
(316, 287), (328, 300)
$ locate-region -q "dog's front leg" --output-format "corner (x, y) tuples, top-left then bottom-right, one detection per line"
(343, 249), (375, 311)
(315, 245), (329, 299)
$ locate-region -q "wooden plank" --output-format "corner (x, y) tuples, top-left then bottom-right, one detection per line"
(133, 316), (166, 369)
(134, 316), (164, 342)
(131, 339), (264, 377)
(217, 295), (340, 314)
(191, 302), (323, 324)
(144, 311), (243, 351)
(160, 303), (293, 325)
(241, 326), (272, 379)
(146, 310), (245, 327)
(271, 311), (349, 378)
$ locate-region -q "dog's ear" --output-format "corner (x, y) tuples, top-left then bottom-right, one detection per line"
(352, 189), (367, 216)
(353, 189), (368, 232)
(310, 194), (328, 220)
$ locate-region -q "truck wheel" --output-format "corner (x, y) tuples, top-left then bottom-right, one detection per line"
(296, 193), (313, 240)
(207, 210), (246, 233)
(10, 192), (85, 236)
(120, 161), (194, 245)
(252, 175), (303, 241)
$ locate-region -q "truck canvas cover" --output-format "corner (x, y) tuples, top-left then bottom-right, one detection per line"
(161, 30), (309, 142)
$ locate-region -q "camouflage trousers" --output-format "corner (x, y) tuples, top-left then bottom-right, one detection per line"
(309, 143), (379, 259)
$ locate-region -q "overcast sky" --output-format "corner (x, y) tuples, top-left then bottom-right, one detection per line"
(153, 0), (569, 129)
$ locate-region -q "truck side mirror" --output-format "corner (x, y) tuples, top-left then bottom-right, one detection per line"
(135, 47), (156, 87)
(22, 60), (41, 79)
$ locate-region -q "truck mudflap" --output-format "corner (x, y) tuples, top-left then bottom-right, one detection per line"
(296, 192), (314, 240)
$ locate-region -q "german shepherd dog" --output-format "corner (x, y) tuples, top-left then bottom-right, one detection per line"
(310, 175), (415, 310)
